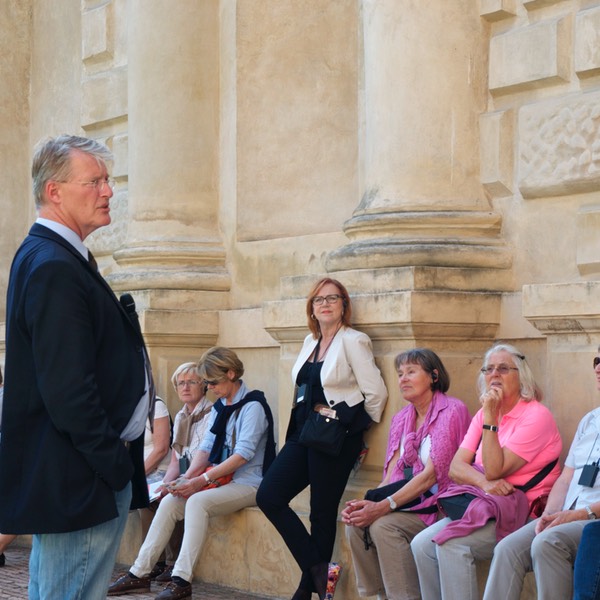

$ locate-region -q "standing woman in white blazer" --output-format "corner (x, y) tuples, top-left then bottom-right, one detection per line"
(257, 278), (388, 600)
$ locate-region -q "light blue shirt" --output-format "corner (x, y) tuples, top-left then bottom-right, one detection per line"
(199, 381), (269, 488)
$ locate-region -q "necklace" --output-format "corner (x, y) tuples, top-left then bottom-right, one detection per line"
(316, 323), (342, 361)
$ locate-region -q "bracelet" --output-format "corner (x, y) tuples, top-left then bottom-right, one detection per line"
(483, 424), (499, 432)
(203, 472), (210, 483)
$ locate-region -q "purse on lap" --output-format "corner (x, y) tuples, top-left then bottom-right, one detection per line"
(438, 458), (558, 520)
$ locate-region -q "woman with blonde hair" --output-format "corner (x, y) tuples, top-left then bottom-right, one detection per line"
(109, 348), (275, 600)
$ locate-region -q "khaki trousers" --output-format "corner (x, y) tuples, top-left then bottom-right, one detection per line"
(346, 511), (428, 600)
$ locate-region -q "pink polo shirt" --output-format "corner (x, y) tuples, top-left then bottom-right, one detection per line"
(461, 399), (562, 503)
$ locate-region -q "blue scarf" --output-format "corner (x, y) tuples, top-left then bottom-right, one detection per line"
(208, 389), (276, 474)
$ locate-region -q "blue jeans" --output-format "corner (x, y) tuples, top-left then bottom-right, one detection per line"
(574, 520), (600, 600)
(29, 483), (132, 600)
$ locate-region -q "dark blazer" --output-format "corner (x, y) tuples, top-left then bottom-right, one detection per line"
(0, 223), (149, 534)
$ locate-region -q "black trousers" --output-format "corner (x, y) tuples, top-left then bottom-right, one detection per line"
(256, 432), (363, 588)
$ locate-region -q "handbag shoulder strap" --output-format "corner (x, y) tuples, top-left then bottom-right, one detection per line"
(515, 458), (558, 493)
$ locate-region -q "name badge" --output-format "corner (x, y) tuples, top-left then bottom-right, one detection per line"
(318, 407), (339, 420)
(294, 383), (307, 406)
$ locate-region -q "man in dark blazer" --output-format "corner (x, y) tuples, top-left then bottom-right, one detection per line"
(0, 135), (152, 599)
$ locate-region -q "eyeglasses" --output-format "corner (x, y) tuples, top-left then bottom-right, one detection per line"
(480, 365), (519, 375)
(312, 294), (342, 306)
(204, 378), (224, 386)
(594, 357), (600, 369)
(176, 380), (202, 388)
(56, 177), (116, 190)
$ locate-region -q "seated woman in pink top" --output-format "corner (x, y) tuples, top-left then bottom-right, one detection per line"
(343, 348), (471, 600)
(410, 343), (562, 600)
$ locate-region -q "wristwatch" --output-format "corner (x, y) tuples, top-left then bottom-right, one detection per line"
(483, 424), (499, 432)
(585, 505), (597, 520)
(387, 496), (398, 511)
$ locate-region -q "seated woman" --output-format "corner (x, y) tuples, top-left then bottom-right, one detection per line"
(484, 348), (600, 600)
(141, 364), (214, 582)
(108, 347), (275, 600)
(411, 343), (562, 600)
(342, 348), (471, 600)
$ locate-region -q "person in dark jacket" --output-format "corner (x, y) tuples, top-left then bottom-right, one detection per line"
(0, 135), (153, 599)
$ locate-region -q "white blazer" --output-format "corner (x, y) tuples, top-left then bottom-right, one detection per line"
(291, 326), (388, 423)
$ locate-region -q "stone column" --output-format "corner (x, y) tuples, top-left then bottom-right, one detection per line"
(107, 0), (227, 407)
(327, 0), (510, 272)
(110, 0), (228, 294)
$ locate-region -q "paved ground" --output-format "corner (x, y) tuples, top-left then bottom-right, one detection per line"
(0, 546), (284, 600)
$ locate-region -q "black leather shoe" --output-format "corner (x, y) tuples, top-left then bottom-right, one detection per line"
(149, 561), (168, 579)
(155, 580), (192, 599)
(107, 572), (151, 596)
(0, 553), (5, 567)
(155, 564), (174, 582)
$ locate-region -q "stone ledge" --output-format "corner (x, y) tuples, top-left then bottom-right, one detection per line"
(117, 503), (538, 599)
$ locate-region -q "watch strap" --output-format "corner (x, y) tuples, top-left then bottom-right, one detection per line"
(483, 424), (499, 432)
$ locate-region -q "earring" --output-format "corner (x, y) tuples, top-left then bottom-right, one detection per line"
(311, 314), (316, 320)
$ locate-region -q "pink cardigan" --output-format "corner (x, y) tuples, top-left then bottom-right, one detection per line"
(383, 392), (471, 525)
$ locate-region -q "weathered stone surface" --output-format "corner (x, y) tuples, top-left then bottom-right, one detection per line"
(519, 91), (600, 198)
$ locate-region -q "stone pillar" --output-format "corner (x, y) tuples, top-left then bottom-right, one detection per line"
(106, 0), (228, 403)
(110, 0), (227, 292)
(327, 0), (510, 272)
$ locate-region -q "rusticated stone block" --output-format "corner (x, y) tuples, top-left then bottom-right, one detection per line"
(519, 91), (600, 198)
(480, 109), (514, 197)
(81, 66), (127, 126)
(82, 4), (112, 63)
(111, 133), (128, 179)
(489, 18), (570, 93)
(480, 0), (518, 22)
(576, 204), (600, 275)
(575, 6), (600, 77)
(523, 0), (563, 8)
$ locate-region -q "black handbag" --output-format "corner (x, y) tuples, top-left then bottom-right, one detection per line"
(362, 479), (436, 550)
(438, 493), (477, 520)
(438, 458), (558, 520)
(365, 479), (431, 509)
(299, 410), (348, 456)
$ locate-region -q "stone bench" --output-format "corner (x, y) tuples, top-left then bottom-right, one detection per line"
(117, 477), (538, 599)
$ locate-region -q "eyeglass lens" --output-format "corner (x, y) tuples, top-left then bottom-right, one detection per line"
(312, 294), (341, 305)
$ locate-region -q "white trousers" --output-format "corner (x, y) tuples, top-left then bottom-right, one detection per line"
(130, 482), (257, 583)
(411, 517), (497, 600)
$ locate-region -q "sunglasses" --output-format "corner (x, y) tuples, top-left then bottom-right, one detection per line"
(594, 357), (600, 369)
